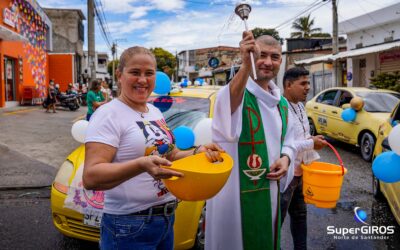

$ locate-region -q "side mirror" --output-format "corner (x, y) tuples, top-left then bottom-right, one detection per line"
(381, 137), (391, 151)
(341, 103), (351, 109)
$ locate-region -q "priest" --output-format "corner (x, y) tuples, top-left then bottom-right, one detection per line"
(206, 32), (296, 250)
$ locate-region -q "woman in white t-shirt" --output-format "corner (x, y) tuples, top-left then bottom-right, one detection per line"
(83, 46), (224, 250)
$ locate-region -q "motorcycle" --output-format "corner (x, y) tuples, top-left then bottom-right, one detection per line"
(43, 92), (80, 111)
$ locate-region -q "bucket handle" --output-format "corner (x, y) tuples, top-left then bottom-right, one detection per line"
(326, 142), (345, 176)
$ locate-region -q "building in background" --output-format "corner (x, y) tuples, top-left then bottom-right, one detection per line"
(82, 51), (110, 83)
(44, 8), (85, 91)
(0, 0), (52, 108)
(178, 46), (240, 85)
(295, 2), (400, 89)
(277, 37), (347, 99)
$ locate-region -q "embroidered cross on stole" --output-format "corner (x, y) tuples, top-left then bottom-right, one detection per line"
(238, 89), (288, 250)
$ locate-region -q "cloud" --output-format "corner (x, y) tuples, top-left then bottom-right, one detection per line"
(102, 0), (139, 14)
(149, 0), (185, 11)
(108, 20), (151, 36)
(130, 6), (154, 19)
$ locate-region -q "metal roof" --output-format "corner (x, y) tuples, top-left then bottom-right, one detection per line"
(295, 41), (400, 65)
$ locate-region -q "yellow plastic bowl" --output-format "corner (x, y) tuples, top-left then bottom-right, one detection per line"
(162, 152), (233, 201)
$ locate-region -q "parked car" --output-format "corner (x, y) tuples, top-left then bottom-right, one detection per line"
(51, 86), (220, 249)
(306, 87), (400, 161)
(372, 101), (400, 225)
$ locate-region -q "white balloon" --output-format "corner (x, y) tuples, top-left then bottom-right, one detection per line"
(194, 118), (213, 146)
(389, 124), (400, 155)
(71, 120), (89, 143)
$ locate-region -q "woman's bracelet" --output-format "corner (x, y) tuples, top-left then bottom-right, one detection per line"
(193, 145), (202, 155)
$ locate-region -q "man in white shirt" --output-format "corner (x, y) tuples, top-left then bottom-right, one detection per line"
(281, 67), (327, 250)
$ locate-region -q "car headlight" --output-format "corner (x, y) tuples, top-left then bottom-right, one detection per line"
(53, 160), (74, 194)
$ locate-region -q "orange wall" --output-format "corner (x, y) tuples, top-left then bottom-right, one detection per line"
(0, 0), (50, 107)
(49, 54), (74, 92)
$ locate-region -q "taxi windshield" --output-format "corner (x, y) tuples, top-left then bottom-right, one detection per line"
(356, 92), (400, 113)
(148, 96), (209, 130)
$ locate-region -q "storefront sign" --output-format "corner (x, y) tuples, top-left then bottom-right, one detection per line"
(3, 8), (17, 28)
(379, 50), (400, 64)
(208, 57), (220, 68)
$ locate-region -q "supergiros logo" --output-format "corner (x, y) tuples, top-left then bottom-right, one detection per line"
(326, 207), (395, 240)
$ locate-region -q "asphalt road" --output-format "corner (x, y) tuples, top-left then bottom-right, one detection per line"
(0, 105), (399, 249)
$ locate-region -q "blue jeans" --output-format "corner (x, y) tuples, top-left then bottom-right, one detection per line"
(280, 176), (307, 250)
(100, 212), (175, 250)
(86, 113), (92, 121)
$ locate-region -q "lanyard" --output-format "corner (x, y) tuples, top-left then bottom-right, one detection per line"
(289, 102), (306, 136)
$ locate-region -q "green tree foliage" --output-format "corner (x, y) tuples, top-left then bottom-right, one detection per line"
(107, 59), (119, 81)
(370, 71), (400, 92)
(150, 47), (176, 77)
(310, 32), (331, 38)
(291, 14), (322, 38)
(251, 27), (282, 43)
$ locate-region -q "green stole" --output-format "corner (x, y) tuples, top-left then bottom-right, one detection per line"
(238, 89), (288, 250)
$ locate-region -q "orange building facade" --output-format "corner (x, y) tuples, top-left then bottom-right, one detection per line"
(0, 0), (51, 108)
(48, 53), (74, 92)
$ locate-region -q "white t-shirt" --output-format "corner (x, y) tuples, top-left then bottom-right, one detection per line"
(85, 99), (176, 215)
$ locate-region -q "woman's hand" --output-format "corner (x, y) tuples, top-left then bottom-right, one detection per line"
(139, 155), (184, 180)
(196, 143), (225, 162)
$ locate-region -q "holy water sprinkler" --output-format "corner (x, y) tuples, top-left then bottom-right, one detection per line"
(235, 3), (257, 80)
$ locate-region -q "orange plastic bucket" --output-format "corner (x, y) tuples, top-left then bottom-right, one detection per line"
(162, 152), (233, 201)
(301, 143), (348, 208)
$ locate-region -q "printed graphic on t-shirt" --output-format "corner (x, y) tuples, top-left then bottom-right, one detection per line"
(137, 119), (175, 197)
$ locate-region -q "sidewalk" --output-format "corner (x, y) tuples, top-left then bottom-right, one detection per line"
(0, 104), (41, 115)
(0, 143), (56, 189)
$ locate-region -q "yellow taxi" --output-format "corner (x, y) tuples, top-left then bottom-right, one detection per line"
(306, 87), (400, 161)
(51, 86), (220, 249)
(372, 101), (400, 225)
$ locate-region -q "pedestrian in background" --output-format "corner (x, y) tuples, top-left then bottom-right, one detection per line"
(83, 46), (224, 250)
(45, 80), (56, 113)
(100, 80), (112, 101)
(281, 67), (328, 250)
(86, 80), (106, 121)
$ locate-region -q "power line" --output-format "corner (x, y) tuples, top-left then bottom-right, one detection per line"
(275, 0), (328, 31)
(355, 0), (392, 35)
(93, 0), (112, 49)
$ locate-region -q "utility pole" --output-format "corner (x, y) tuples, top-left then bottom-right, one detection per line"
(88, 0), (96, 83)
(111, 43), (116, 89)
(175, 51), (179, 83)
(332, 0), (339, 86)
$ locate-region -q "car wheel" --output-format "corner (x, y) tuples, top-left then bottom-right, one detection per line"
(360, 132), (375, 162)
(308, 118), (317, 136)
(372, 174), (384, 200)
(193, 206), (206, 250)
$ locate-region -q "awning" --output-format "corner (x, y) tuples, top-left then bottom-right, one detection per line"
(0, 26), (27, 42)
(295, 41), (400, 65)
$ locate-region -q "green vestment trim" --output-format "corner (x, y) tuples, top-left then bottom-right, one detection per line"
(238, 89), (288, 250)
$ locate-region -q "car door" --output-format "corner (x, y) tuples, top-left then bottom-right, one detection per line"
(382, 103), (400, 225)
(330, 90), (358, 143)
(311, 89), (340, 137)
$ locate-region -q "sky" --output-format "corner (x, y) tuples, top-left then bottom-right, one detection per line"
(37, 0), (400, 56)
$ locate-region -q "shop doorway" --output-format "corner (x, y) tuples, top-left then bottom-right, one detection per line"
(4, 57), (16, 101)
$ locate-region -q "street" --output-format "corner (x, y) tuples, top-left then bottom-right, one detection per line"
(0, 106), (399, 250)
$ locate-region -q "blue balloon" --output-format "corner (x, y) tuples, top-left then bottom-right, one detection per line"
(180, 82), (188, 88)
(341, 108), (357, 122)
(372, 151), (400, 183)
(173, 126), (195, 150)
(154, 72), (171, 95)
